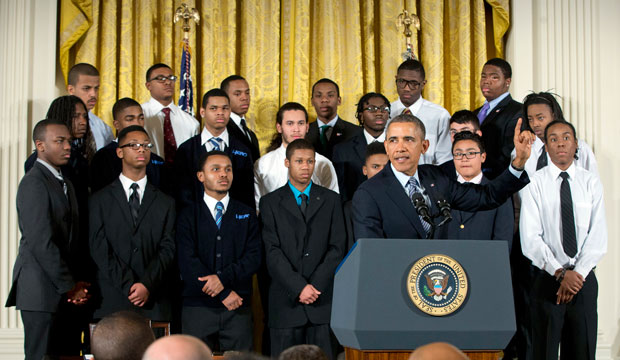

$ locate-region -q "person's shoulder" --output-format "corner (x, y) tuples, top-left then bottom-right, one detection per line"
(260, 184), (288, 204)
(311, 183), (339, 199)
(177, 134), (200, 150)
(91, 178), (121, 201)
(421, 98), (449, 114)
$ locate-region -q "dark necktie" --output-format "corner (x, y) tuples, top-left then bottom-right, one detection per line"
(319, 125), (330, 151)
(58, 178), (67, 197)
(560, 172), (578, 257)
(129, 183), (140, 226)
(215, 201), (224, 229)
(406, 177), (431, 235)
(536, 147), (548, 170)
(299, 193), (308, 216)
(240, 118), (251, 140)
(477, 102), (490, 124)
(162, 108), (177, 165)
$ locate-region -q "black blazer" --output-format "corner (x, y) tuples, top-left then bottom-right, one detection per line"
(259, 184), (346, 328)
(89, 180), (176, 321)
(475, 95), (523, 179)
(6, 162), (81, 312)
(89, 141), (167, 194)
(306, 117), (362, 159)
(331, 131), (367, 202)
(174, 134), (255, 209)
(227, 120), (260, 162)
(176, 198), (262, 308)
(352, 163), (528, 240)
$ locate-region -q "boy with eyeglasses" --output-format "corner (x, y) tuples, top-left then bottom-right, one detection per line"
(89, 125), (177, 322)
(142, 63), (199, 164)
(332, 92), (390, 202)
(389, 59), (452, 165)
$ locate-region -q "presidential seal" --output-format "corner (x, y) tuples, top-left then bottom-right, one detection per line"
(406, 254), (468, 316)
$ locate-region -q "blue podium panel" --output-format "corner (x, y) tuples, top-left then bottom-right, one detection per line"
(331, 239), (515, 350)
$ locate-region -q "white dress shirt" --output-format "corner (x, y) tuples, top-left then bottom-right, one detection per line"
(254, 144), (339, 211)
(142, 97), (200, 157)
(200, 127), (230, 151)
(203, 192), (230, 220)
(390, 97), (452, 165)
(118, 173), (147, 204)
(88, 111), (114, 150)
(457, 171), (483, 184)
(520, 162), (607, 278)
(363, 129), (385, 144)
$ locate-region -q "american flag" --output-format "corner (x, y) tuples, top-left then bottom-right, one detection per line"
(178, 39), (194, 116)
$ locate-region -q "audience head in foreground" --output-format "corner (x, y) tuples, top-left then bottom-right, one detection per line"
(278, 344), (329, 360)
(142, 334), (213, 360)
(91, 311), (155, 360)
(408, 342), (468, 360)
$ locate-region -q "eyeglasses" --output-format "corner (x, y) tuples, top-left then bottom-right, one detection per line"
(363, 106), (390, 113)
(453, 151), (482, 160)
(149, 75), (178, 83)
(396, 79), (422, 90)
(119, 142), (153, 150)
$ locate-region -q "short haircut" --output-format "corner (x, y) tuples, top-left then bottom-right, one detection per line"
(32, 119), (68, 144)
(220, 75), (246, 92)
(544, 120), (577, 143)
(278, 344), (328, 360)
(266, 102), (309, 153)
(397, 59), (426, 79)
(146, 63), (171, 82)
(355, 92), (390, 124)
(452, 131), (485, 153)
(197, 150), (231, 170)
(117, 125), (149, 144)
(387, 113), (426, 139)
(201, 88), (230, 108)
(484, 58), (512, 79)
(285, 138), (315, 160)
(91, 311), (155, 360)
(522, 91), (566, 123)
(312, 78), (340, 97)
(67, 63), (99, 85)
(449, 110), (480, 131)
(112, 97), (141, 121)
(365, 141), (387, 161)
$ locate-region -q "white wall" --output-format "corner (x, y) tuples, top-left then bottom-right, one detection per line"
(507, 0), (620, 359)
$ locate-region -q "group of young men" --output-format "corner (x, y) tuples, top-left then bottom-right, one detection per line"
(7, 56), (606, 360)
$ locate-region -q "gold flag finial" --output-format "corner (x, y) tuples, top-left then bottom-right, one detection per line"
(174, 3), (200, 40)
(397, 10), (420, 61)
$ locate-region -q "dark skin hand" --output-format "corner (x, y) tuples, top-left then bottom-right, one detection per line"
(66, 281), (91, 305)
(555, 269), (584, 304)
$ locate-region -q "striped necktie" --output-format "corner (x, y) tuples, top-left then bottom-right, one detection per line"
(406, 177), (431, 235)
(208, 137), (223, 151)
(215, 201), (224, 229)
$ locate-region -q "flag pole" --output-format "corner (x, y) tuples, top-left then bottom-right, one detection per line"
(174, 3), (200, 115)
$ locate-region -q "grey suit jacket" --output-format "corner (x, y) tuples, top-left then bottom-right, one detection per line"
(6, 161), (80, 312)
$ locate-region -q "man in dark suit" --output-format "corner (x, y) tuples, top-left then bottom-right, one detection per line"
(353, 114), (533, 241)
(437, 132), (513, 247)
(332, 92), (389, 202)
(89, 126), (176, 321)
(175, 89), (254, 208)
(474, 58), (523, 180)
(177, 150), (261, 351)
(90, 97), (166, 193)
(6, 119), (90, 360)
(221, 75), (261, 161)
(305, 78), (361, 160)
(259, 139), (346, 359)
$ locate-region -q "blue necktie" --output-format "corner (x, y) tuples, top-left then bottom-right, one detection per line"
(406, 177), (431, 235)
(477, 102), (490, 124)
(208, 137), (223, 151)
(215, 201), (224, 229)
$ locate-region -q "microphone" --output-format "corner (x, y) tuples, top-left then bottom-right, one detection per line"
(411, 193), (432, 224)
(435, 199), (452, 227)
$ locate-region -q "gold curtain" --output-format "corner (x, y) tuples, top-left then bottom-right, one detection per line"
(60, 0), (509, 154)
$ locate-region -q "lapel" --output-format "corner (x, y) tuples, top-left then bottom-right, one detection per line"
(198, 199), (218, 238)
(328, 118), (346, 146)
(353, 133), (367, 164)
(135, 183), (158, 229)
(305, 184), (326, 223)
(227, 121), (249, 148)
(383, 165), (427, 237)
(279, 186), (305, 223)
(65, 179), (79, 245)
(109, 179), (135, 229)
(35, 162), (70, 209)
(482, 95), (512, 126)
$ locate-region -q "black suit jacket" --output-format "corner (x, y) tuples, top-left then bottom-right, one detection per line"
(227, 120), (260, 162)
(174, 134), (255, 208)
(306, 117), (362, 159)
(176, 198), (261, 308)
(89, 180), (176, 320)
(259, 184), (345, 328)
(89, 141), (167, 194)
(6, 162), (80, 312)
(475, 95), (523, 179)
(352, 163), (528, 240)
(331, 131), (367, 202)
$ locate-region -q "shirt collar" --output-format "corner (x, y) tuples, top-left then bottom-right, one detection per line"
(390, 163), (420, 189)
(487, 92), (510, 112)
(548, 160), (576, 180)
(118, 173), (147, 200)
(288, 180), (312, 199)
(36, 158), (63, 180)
(316, 115), (339, 128)
(203, 192), (230, 214)
(457, 171), (483, 184)
(397, 96), (424, 115)
(200, 127), (229, 147)
(363, 129), (385, 144)
(147, 97), (175, 113)
(230, 112), (244, 128)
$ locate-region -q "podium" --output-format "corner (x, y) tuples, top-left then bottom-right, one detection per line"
(331, 239), (515, 360)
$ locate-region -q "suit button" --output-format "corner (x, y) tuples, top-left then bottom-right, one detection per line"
(133, 248), (138, 253)
(216, 236), (222, 241)
(460, 224), (465, 229)
(304, 253), (309, 257)
(217, 271), (221, 275)
(216, 253), (221, 258)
